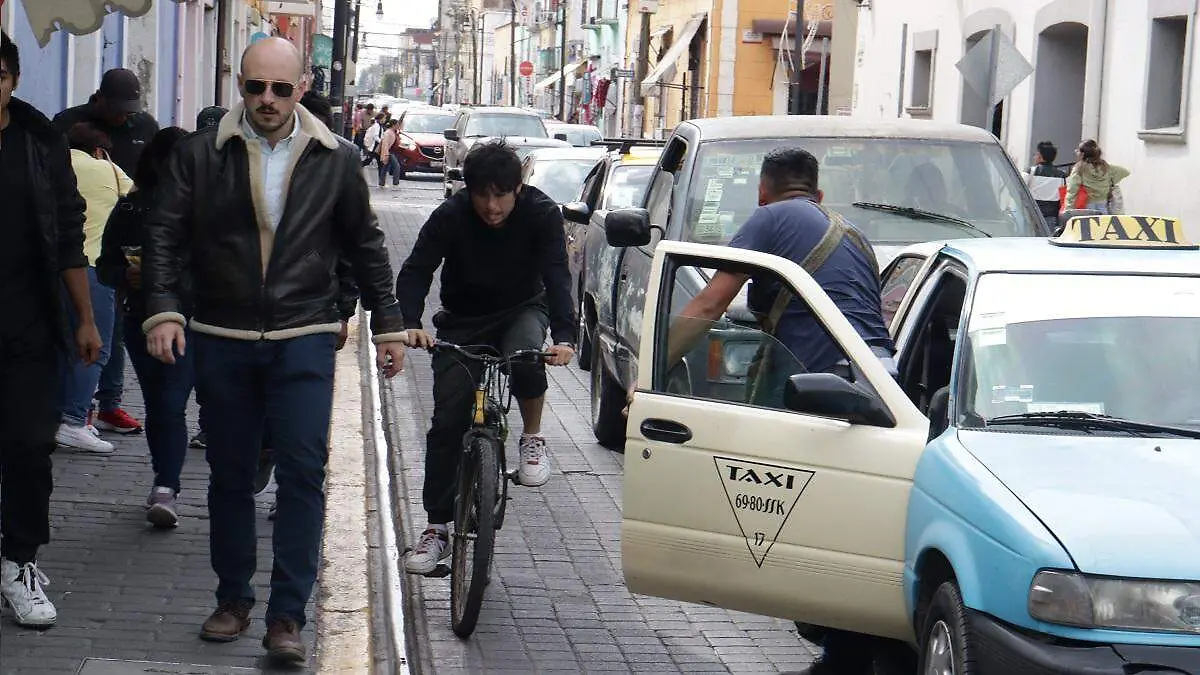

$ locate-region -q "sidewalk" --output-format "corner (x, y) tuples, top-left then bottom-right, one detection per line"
(0, 362), (312, 673)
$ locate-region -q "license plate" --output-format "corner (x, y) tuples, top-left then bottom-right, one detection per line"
(431, 161), (444, 170)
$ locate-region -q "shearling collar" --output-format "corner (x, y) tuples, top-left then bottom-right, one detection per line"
(215, 100), (338, 151)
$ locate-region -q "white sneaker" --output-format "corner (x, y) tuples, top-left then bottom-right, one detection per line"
(404, 528), (450, 575)
(518, 435), (551, 487)
(87, 425), (101, 438)
(0, 559), (56, 628)
(55, 424), (114, 454)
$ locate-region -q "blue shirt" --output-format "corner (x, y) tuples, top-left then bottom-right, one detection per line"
(729, 197), (893, 373)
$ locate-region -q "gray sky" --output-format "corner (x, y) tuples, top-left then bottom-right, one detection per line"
(321, 0), (438, 69)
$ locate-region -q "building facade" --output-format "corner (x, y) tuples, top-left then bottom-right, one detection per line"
(853, 0), (1200, 237)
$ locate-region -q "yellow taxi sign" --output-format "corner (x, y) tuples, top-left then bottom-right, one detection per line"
(1051, 214), (1197, 250)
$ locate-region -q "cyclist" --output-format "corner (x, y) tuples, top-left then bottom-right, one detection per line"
(396, 140), (576, 575)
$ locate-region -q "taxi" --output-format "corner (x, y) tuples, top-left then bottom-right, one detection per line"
(621, 214), (1200, 673)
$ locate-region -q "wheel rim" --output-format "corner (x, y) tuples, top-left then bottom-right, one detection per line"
(590, 351), (603, 428)
(450, 466), (479, 623)
(924, 619), (955, 675)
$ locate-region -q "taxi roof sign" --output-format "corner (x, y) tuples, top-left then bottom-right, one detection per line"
(1051, 214), (1197, 250)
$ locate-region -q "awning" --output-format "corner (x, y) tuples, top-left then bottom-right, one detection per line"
(21, 0), (184, 48)
(534, 61), (585, 92)
(639, 13), (705, 98)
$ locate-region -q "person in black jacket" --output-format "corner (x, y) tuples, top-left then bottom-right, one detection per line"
(141, 37), (407, 664)
(1026, 140), (1068, 233)
(395, 140), (577, 575)
(0, 29), (103, 629)
(96, 125), (191, 529)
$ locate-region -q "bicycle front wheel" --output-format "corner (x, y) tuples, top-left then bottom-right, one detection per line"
(450, 434), (498, 637)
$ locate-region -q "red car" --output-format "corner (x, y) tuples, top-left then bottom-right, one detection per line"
(393, 107), (457, 177)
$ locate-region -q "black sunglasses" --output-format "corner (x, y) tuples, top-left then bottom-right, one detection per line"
(244, 79), (295, 98)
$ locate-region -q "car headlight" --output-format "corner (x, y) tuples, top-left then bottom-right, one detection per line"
(400, 137), (417, 150)
(1029, 570), (1200, 633)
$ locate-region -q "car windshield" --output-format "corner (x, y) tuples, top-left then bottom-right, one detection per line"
(525, 158), (600, 204)
(465, 114), (548, 138)
(604, 164), (654, 209)
(683, 138), (1043, 246)
(960, 273), (1200, 432)
(403, 113), (456, 134)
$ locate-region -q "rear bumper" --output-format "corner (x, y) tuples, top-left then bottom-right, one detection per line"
(968, 609), (1200, 674)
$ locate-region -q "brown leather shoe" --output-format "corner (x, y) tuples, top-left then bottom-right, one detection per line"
(262, 617), (305, 665)
(199, 599), (252, 642)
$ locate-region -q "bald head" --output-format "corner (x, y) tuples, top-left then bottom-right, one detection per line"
(240, 37), (303, 82)
(238, 37), (304, 143)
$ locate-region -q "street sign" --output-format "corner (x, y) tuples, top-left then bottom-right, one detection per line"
(311, 34), (333, 68)
(612, 68), (634, 78)
(519, 61), (535, 77)
(955, 28), (1032, 108)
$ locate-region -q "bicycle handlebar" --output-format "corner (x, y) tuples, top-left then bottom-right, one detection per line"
(397, 334), (554, 364)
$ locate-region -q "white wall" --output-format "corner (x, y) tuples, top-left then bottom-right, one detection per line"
(853, 0), (1200, 239)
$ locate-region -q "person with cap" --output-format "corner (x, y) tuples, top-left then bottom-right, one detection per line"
(196, 105), (228, 131)
(54, 68), (160, 439)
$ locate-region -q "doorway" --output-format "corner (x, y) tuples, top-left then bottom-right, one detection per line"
(1029, 22), (1088, 166)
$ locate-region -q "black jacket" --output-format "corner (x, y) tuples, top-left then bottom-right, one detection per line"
(143, 103), (402, 340)
(395, 186), (577, 345)
(52, 100), (159, 177)
(8, 98), (89, 347)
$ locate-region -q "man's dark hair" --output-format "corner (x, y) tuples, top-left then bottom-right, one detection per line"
(1036, 141), (1058, 163)
(463, 140), (522, 194)
(67, 121), (112, 155)
(0, 30), (18, 78)
(133, 126), (188, 190)
(300, 90), (334, 129)
(760, 147), (819, 196)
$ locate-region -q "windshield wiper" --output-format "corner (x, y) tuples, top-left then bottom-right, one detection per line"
(851, 202), (992, 238)
(986, 411), (1200, 438)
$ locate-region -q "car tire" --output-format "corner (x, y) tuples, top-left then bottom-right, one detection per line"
(918, 581), (975, 675)
(444, 184), (452, 199)
(589, 343), (626, 452)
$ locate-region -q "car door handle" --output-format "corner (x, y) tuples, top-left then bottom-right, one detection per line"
(640, 419), (692, 444)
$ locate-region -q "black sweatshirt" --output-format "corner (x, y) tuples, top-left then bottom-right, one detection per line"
(395, 186), (577, 345)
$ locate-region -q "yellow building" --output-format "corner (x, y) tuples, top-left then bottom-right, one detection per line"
(626, 0), (854, 137)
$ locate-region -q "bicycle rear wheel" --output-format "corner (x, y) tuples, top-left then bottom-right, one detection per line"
(450, 434), (498, 637)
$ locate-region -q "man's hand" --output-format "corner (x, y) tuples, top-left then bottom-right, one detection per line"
(336, 320), (350, 350)
(546, 343), (574, 367)
(376, 341), (405, 378)
(147, 322), (186, 365)
(76, 321), (102, 366)
(622, 385), (635, 419)
(125, 264), (141, 290)
(405, 329), (435, 349)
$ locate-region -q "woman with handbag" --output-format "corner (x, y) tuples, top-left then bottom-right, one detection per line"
(1065, 139), (1130, 214)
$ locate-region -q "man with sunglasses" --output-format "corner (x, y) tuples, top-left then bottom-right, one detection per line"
(142, 37), (408, 666)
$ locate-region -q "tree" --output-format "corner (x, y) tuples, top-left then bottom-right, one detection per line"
(381, 72), (404, 97)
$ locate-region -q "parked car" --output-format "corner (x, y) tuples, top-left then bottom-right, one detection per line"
(442, 106), (571, 197)
(520, 146), (608, 205)
(393, 108), (457, 178)
(545, 122), (603, 147)
(583, 115), (1050, 448)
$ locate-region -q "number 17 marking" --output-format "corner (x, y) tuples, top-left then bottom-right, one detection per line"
(753, 532), (765, 546)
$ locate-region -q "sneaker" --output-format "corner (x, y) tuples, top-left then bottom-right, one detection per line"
(268, 499), (277, 521)
(518, 434), (551, 487)
(55, 424), (114, 454)
(95, 408), (143, 434)
(404, 528), (450, 575)
(0, 559), (56, 628)
(253, 447), (274, 495)
(189, 431), (207, 449)
(146, 487), (179, 529)
(86, 409), (100, 437)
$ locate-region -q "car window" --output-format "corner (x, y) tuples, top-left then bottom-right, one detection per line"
(525, 158), (602, 204)
(880, 255), (926, 328)
(683, 138), (1043, 247)
(603, 164), (655, 210)
(641, 138), (688, 253)
(402, 113), (458, 134)
(581, 164), (604, 211)
(465, 114), (549, 138)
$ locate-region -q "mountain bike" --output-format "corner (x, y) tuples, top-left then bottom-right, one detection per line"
(413, 340), (553, 637)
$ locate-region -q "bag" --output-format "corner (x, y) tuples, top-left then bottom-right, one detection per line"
(1108, 181), (1125, 215)
(1060, 183), (1089, 213)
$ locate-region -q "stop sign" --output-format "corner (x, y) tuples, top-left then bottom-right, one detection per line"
(519, 61), (534, 77)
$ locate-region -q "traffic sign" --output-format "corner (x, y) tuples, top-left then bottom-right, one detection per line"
(519, 61), (534, 77)
(612, 68), (634, 79)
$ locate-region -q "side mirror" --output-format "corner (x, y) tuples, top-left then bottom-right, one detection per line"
(446, 167), (464, 182)
(604, 208), (652, 247)
(927, 385), (951, 442)
(554, 132), (569, 141)
(443, 128), (459, 141)
(784, 373), (895, 427)
(562, 201), (591, 225)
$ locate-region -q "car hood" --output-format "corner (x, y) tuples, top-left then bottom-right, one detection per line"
(404, 132), (445, 146)
(959, 430), (1200, 579)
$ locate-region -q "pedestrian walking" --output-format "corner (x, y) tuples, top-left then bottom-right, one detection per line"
(142, 37), (407, 665)
(1025, 141), (1068, 232)
(55, 122), (134, 455)
(378, 119), (402, 187)
(54, 68), (157, 437)
(95, 126), (192, 528)
(0, 29), (102, 629)
(1065, 139), (1130, 215)
(362, 112), (384, 167)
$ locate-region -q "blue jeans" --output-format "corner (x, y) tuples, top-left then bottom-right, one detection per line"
(124, 316), (193, 492)
(1087, 201), (1109, 214)
(378, 154), (400, 186)
(59, 267), (115, 426)
(96, 303), (127, 414)
(194, 332), (336, 627)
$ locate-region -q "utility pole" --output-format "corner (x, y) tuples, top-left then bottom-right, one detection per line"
(558, 0), (568, 121)
(510, 1), (517, 106)
(790, 0), (804, 114)
(471, 13), (479, 104)
(331, 0), (349, 136)
(632, 6), (650, 137)
(214, 0), (228, 106)
(344, 0), (361, 139)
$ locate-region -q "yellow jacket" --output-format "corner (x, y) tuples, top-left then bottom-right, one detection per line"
(70, 149), (133, 265)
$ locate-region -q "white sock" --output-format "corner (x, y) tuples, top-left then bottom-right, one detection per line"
(429, 523), (449, 535)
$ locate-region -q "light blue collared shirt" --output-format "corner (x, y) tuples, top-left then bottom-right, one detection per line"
(241, 112), (302, 231)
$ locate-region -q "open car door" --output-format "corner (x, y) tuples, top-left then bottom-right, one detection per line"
(622, 241), (928, 641)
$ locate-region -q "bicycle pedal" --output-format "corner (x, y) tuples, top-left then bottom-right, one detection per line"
(504, 469), (520, 484)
